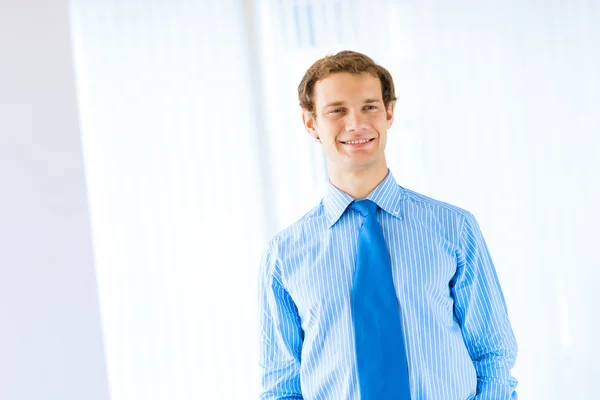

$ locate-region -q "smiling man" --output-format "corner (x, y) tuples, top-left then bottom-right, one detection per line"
(258, 51), (518, 400)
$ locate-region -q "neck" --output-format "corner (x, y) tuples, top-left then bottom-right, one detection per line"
(328, 162), (389, 199)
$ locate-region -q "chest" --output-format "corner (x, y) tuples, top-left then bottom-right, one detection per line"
(281, 216), (459, 331)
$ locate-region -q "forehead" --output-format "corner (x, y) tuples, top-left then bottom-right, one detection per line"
(313, 72), (382, 107)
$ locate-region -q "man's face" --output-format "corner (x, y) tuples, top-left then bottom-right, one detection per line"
(303, 72), (394, 176)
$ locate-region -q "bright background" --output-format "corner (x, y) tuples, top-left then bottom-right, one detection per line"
(2, 0), (599, 399)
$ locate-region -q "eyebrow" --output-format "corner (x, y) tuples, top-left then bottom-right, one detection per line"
(323, 98), (383, 108)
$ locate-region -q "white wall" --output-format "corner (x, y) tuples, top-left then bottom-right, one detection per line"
(69, 1), (266, 398)
(0, 1), (109, 399)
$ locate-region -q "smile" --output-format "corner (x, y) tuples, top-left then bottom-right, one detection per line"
(342, 138), (374, 144)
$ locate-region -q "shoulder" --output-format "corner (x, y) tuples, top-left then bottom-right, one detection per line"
(399, 186), (479, 236)
(402, 186), (473, 219)
(261, 200), (326, 267)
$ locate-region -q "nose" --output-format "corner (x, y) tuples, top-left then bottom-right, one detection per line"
(345, 109), (368, 132)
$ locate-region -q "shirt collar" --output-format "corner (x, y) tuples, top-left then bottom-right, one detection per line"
(323, 169), (405, 228)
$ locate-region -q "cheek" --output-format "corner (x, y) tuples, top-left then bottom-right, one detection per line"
(376, 117), (391, 131)
(320, 122), (342, 138)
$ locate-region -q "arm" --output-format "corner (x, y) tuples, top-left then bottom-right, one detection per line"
(258, 240), (304, 400)
(451, 212), (518, 400)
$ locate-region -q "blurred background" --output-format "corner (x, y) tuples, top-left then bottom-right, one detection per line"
(1, 0), (599, 399)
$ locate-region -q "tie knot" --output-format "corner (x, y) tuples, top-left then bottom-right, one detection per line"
(350, 199), (378, 217)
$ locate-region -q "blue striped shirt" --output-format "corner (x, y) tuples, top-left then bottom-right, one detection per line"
(258, 170), (518, 399)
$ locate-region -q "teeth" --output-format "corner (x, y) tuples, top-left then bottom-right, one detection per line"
(345, 139), (371, 144)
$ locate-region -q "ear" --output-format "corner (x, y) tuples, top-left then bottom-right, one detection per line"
(386, 101), (395, 129)
(302, 109), (319, 140)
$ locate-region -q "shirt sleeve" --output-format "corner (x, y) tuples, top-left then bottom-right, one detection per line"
(451, 212), (519, 400)
(258, 239), (304, 400)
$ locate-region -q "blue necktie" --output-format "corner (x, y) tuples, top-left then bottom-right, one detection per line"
(349, 200), (411, 399)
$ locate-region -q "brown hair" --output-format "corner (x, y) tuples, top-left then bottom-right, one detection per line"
(298, 50), (397, 117)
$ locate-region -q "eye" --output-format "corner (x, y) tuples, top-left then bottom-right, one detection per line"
(330, 108), (345, 114)
(364, 105), (378, 110)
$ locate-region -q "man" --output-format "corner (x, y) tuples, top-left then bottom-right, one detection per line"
(258, 50), (518, 399)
